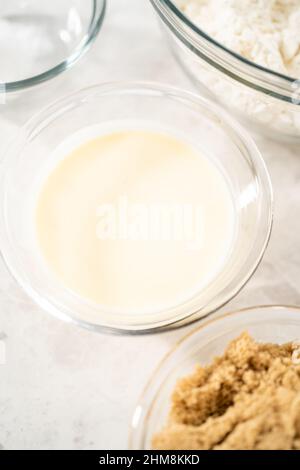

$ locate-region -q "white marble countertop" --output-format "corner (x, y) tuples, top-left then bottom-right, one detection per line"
(1, 0), (300, 450)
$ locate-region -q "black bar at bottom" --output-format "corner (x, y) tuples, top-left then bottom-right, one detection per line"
(0, 450), (298, 466)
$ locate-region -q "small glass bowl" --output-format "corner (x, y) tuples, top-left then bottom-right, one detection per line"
(151, 0), (300, 143)
(0, 82), (272, 334)
(0, 0), (106, 94)
(129, 305), (300, 449)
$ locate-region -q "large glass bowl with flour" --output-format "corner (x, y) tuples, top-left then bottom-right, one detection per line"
(151, 0), (300, 142)
(0, 82), (272, 334)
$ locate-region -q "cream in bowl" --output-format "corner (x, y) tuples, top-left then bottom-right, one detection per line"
(0, 82), (273, 333)
(36, 126), (235, 313)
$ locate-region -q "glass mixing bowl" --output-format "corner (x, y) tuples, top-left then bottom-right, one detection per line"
(0, 82), (272, 334)
(129, 305), (300, 449)
(151, 0), (300, 143)
(0, 0), (106, 94)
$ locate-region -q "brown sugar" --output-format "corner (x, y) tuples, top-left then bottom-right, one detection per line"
(152, 333), (300, 450)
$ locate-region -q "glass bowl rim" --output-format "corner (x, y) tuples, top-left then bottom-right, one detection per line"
(151, 0), (300, 103)
(129, 303), (300, 449)
(0, 81), (273, 334)
(0, 0), (106, 93)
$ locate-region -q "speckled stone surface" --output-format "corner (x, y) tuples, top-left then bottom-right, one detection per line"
(0, 0), (300, 450)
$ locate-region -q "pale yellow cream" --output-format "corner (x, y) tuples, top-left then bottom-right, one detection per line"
(36, 129), (235, 313)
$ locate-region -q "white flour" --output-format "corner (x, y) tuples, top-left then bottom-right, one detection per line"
(176, 0), (300, 77)
(175, 0), (300, 138)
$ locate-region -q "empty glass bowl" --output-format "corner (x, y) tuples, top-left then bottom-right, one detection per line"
(151, 0), (300, 143)
(0, 0), (106, 94)
(130, 305), (300, 449)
